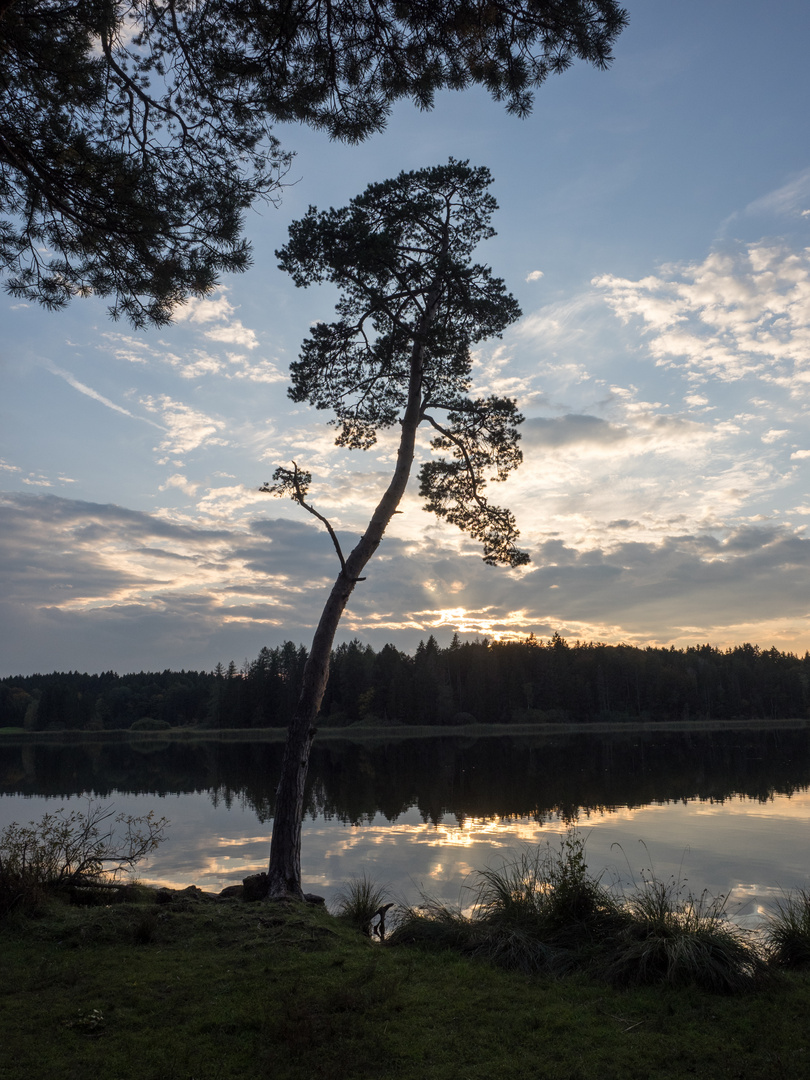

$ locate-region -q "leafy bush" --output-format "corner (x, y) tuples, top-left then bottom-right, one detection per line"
(763, 889), (810, 969)
(0, 801), (168, 917)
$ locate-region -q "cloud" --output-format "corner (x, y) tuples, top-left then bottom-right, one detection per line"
(762, 429), (789, 444)
(515, 293), (604, 352)
(3, 493), (810, 677)
(159, 474), (199, 497)
(173, 288), (262, 349)
(523, 414), (629, 449)
(100, 290), (268, 377)
(593, 243), (810, 387)
(521, 410), (713, 459)
(173, 292), (237, 325)
(226, 357), (288, 383)
(525, 270), (544, 282)
(49, 364), (165, 428)
(141, 395), (228, 458)
(738, 167), (810, 221)
(204, 321), (259, 350)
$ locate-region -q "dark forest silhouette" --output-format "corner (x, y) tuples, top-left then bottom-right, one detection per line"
(3, 634), (810, 732)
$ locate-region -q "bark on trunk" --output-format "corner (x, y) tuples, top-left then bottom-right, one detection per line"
(266, 275), (445, 899)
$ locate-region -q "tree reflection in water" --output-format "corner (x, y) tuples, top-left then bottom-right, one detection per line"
(1, 726), (809, 921)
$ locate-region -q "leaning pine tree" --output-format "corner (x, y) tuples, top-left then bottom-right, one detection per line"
(262, 160), (528, 899)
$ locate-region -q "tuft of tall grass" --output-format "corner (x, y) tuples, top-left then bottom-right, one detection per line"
(763, 888), (810, 969)
(473, 833), (624, 946)
(391, 832), (771, 992)
(608, 874), (769, 993)
(333, 873), (393, 938)
(394, 832), (621, 976)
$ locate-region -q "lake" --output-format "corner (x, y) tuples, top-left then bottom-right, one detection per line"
(1, 723), (809, 925)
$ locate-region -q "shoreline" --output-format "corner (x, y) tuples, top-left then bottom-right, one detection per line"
(1, 715), (809, 746)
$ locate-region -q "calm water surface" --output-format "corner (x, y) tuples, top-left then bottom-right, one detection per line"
(1, 725), (809, 924)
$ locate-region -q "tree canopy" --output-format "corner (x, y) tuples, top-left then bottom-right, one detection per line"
(273, 158), (528, 566)
(0, 0), (627, 325)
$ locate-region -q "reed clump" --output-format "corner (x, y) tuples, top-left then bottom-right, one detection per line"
(763, 888), (810, 969)
(390, 832), (771, 993)
(606, 873), (770, 992)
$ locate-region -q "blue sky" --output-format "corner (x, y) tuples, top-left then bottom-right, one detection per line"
(3, 0), (810, 675)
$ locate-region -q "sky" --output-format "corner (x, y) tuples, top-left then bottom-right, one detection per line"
(3, 0), (810, 676)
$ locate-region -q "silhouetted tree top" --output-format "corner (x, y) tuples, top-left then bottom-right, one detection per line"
(0, 0), (627, 325)
(272, 159), (528, 566)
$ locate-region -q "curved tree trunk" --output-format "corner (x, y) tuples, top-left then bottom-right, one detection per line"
(266, 300), (440, 898)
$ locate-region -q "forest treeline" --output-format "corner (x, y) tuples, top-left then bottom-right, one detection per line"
(2, 634), (810, 732)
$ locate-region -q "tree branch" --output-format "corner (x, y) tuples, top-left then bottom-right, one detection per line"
(260, 461), (357, 579)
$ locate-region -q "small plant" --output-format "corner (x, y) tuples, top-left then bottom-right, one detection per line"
(0, 801), (168, 917)
(132, 908), (159, 945)
(65, 1009), (105, 1036)
(334, 874), (393, 938)
(390, 896), (478, 953)
(763, 888), (810, 969)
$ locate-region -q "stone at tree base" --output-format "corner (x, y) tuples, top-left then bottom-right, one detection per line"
(218, 884), (244, 899)
(303, 893), (326, 905)
(242, 872), (269, 902)
(154, 884), (215, 905)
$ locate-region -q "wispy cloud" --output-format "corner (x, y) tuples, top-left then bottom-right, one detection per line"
(738, 167), (810, 221)
(49, 364), (165, 428)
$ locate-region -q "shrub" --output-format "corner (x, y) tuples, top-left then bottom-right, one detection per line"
(0, 801), (168, 917)
(394, 833), (623, 976)
(130, 717), (171, 731)
(763, 889), (810, 969)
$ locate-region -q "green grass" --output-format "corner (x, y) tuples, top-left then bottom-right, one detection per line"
(2, 891), (810, 1080)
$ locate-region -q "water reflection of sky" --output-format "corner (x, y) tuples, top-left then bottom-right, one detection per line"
(2, 789), (808, 926)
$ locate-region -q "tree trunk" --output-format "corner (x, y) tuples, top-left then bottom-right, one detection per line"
(266, 287), (442, 898)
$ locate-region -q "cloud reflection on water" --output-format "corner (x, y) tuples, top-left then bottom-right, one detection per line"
(12, 789), (795, 926)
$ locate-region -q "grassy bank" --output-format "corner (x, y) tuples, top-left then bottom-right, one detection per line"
(2, 891), (810, 1080)
(2, 716), (810, 747)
